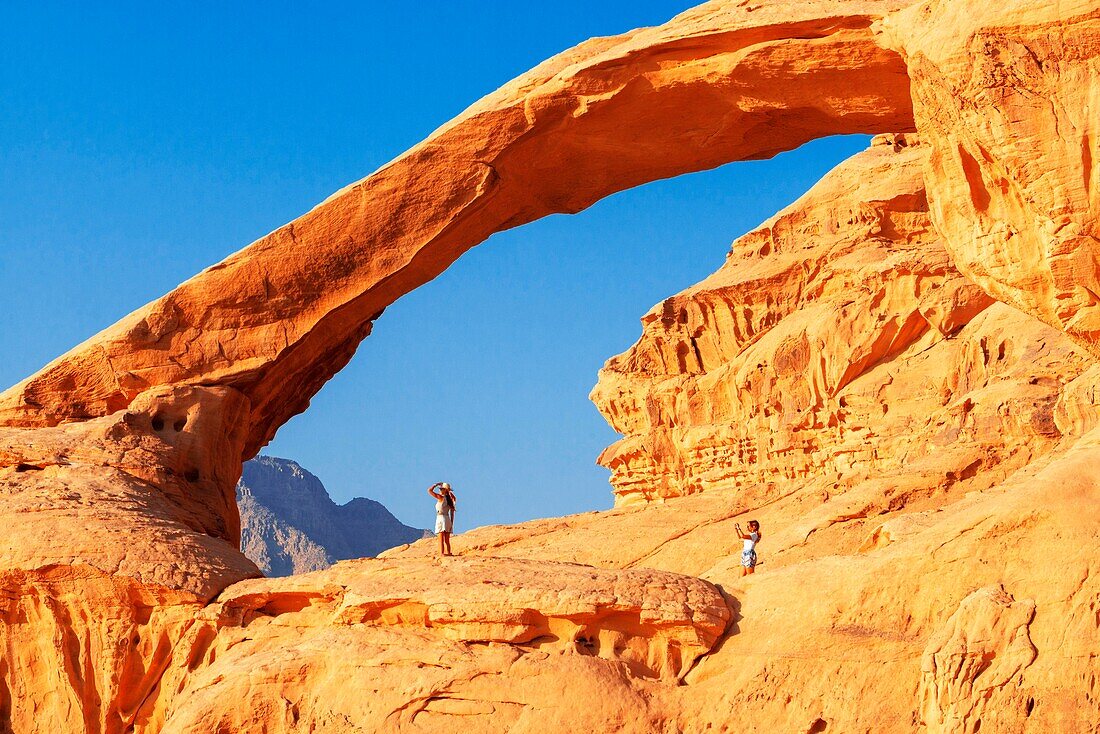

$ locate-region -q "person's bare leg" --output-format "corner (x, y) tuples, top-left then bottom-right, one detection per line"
(439, 532), (446, 556)
(747, 566), (755, 575)
(443, 532), (451, 556)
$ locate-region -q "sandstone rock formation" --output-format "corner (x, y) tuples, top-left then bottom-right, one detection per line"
(390, 137), (1100, 731)
(0, 386), (259, 600)
(0, 557), (728, 733)
(2, 0), (1100, 732)
(0, 0), (921, 600)
(878, 0), (1100, 357)
(237, 456), (425, 576)
(0, 0), (917, 446)
(590, 134), (1092, 506)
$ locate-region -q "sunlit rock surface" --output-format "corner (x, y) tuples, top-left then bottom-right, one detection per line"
(0, 0), (916, 454)
(2, 0), (1100, 732)
(155, 557), (729, 733)
(591, 135), (1092, 505)
(393, 136), (1100, 732)
(877, 1), (1100, 357)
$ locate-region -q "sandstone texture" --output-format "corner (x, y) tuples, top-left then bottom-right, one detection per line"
(237, 456), (425, 576)
(2, 0), (1100, 732)
(591, 134), (1092, 506)
(879, 1), (1100, 356)
(155, 558), (728, 733)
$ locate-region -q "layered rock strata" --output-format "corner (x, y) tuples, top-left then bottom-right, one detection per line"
(0, 0), (918, 446)
(0, 557), (729, 733)
(389, 136), (1100, 731)
(1, 0), (1099, 732)
(388, 424), (1100, 731)
(879, 0), (1100, 356)
(591, 134), (1094, 505)
(0, 0), (925, 600)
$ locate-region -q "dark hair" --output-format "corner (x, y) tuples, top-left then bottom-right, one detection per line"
(445, 490), (455, 511)
(748, 519), (761, 539)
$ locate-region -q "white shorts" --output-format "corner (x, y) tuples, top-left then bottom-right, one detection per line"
(435, 511), (454, 534)
(741, 549), (757, 568)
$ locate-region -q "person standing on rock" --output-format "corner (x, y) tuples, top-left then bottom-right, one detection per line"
(736, 520), (761, 576)
(428, 482), (456, 556)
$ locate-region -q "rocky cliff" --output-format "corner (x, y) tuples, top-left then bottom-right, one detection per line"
(237, 456), (425, 576)
(591, 133), (1093, 506)
(0, 1), (1098, 732)
(393, 134), (1100, 732)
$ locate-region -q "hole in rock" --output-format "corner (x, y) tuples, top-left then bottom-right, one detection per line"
(258, 135), (876, 544)
(173, 417), (187, 432)
(256, 594), (315, 616)
(151, 416), (165, 432)
(184, 468), (200, 483)
(525, 634), (560, 647)
(1025, 697), (1035, 716)
(14, 463), (43, 472)
(575, 635), (598, 655)
(808, 719), (828, 733)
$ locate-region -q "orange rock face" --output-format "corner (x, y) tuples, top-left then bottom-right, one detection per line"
(878, 1), (1100, 355)
(151, 557), (729, 733)
(2, 0), (1100, 732)
(591, 135), (1092, 505)
(0, 0), (916, 451)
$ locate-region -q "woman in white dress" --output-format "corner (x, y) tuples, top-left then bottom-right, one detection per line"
(735, 520), (761, 576)
(428, 482), (456, 556)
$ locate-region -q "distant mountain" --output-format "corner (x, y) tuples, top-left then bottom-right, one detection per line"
(237, 455), (426, 576)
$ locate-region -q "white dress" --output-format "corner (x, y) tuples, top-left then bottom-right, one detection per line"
(740, 531), (759, 568)
(435, 497), (454, 534)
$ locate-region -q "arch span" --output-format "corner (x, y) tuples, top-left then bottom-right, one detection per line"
(0, 0), (915, 456)
(2, 2), (1100, 731)
(0, 0), (917, 597)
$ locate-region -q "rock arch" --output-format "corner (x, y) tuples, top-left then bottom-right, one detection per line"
(0, 2), (914, 449)
(0, 1), (922, 596)
(1, 0), (1097, 598)
(2, 1), (1100, 731)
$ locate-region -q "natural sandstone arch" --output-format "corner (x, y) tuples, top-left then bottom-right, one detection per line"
(3, 2), (1100, 732)
(0, 0), (916, 456)
(0, 0), (923, 601)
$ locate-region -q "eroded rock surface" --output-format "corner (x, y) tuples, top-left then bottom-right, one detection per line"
(591, 135), (1093, 505)
(878, 1), (1100, 355)
(386, 135), (1100, 732)
(0, 0), (916, 452)
(919, 586), (1039, 732)
(156, 557), (729, 733)
(2, 0), (1100, 732)
(0, 386), (259, 599)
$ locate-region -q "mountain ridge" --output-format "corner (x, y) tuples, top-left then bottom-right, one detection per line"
(237, 455), (426, 576)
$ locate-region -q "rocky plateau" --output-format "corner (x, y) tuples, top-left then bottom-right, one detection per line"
(1, 0), (1098, 732)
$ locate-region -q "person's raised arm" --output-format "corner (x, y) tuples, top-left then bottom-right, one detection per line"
(428, 483), (443, 499)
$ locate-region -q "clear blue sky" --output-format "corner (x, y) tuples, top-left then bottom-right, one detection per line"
(1, 2), (869, 531)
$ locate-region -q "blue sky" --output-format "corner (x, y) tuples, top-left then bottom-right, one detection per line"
(1, 2), (869, 531)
